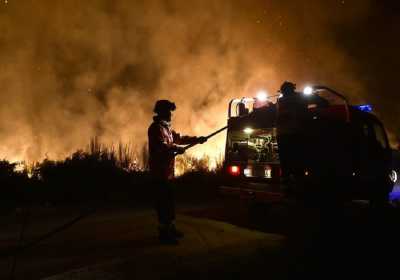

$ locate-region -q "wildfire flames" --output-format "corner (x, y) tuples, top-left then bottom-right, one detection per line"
(175, 143), (225, 176)
(0, 1), (398, 166)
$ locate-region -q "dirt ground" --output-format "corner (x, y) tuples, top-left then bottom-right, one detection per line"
(0, 202), (286, 280)
(185, 197), (400, 278)
(1, 194), (400, 279)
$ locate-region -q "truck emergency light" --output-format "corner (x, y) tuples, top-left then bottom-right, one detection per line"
(355, 104), (373, 113)
(303, 86), (313, 95)
(228, 165), (241, 176)
(256, 90), (268, 102)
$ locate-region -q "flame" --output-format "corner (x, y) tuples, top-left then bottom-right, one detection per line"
(174, 135), (225, 176)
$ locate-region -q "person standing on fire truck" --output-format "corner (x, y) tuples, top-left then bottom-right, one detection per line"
(276, 81), (308, 185)
(148, 100), (207, 245)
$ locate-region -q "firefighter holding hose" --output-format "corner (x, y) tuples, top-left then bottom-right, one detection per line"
(148, 100), (207, 245)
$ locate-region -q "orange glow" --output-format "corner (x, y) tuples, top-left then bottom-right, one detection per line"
(0, 1), (387, 165)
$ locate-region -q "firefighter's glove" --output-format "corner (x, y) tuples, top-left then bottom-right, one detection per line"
(197, 136), (207, 144)
(175, 146), (186, 155)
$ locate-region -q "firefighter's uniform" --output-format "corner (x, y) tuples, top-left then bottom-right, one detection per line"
(148, 100), (205, 244)
(148, 116), (198, 225)
(148, 117), (199, 180)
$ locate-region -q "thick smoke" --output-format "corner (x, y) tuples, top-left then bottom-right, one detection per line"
(0, 0), (398, 163)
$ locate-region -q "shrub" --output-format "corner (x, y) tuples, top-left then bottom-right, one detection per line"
(0, 160), (31, 209)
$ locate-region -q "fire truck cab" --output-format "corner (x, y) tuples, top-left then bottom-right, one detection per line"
(220, 86), (396, 205)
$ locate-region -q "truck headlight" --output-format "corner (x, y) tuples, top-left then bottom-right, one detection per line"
(389, 170), (398, 183)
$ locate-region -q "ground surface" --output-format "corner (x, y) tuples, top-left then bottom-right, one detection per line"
(1, 192), (400, 279)
(0, 203), (285, 280)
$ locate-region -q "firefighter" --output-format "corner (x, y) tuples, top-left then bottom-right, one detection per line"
(276, 81), (308, 186)
(148, 100), (207, 245)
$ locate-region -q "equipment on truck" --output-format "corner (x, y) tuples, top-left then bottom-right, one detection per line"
(219, 84), (395, 205)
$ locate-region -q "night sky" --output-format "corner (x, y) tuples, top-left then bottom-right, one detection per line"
(0, 0), (399, 163)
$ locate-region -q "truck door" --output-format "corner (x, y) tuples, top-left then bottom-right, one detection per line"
(359, 118), (390, 183)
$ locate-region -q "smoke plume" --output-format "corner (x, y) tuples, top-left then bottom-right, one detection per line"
(0, 0), (398, 163)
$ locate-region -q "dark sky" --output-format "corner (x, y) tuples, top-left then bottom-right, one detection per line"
(0, 0), (399, 162)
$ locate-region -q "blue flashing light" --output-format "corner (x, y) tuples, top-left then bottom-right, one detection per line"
(389, 185), (400, 202)
(355, 104), (373, 113)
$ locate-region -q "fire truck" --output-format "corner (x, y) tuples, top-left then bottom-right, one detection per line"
(219, 85), (396, 205)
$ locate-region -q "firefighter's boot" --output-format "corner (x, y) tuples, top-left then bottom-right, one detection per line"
(158, 225), (179, 245)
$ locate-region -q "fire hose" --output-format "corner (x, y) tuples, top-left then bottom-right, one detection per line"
(180, 125), (228, 153)
(6, 125), (228, 279)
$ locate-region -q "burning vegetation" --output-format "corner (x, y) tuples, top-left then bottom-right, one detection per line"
(1, 0), (399, 165)
(0, 138), (224, 211)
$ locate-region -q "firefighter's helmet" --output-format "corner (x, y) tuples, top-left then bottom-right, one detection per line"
(153, 100), (176, 114)
(280, 81), (296, 95)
